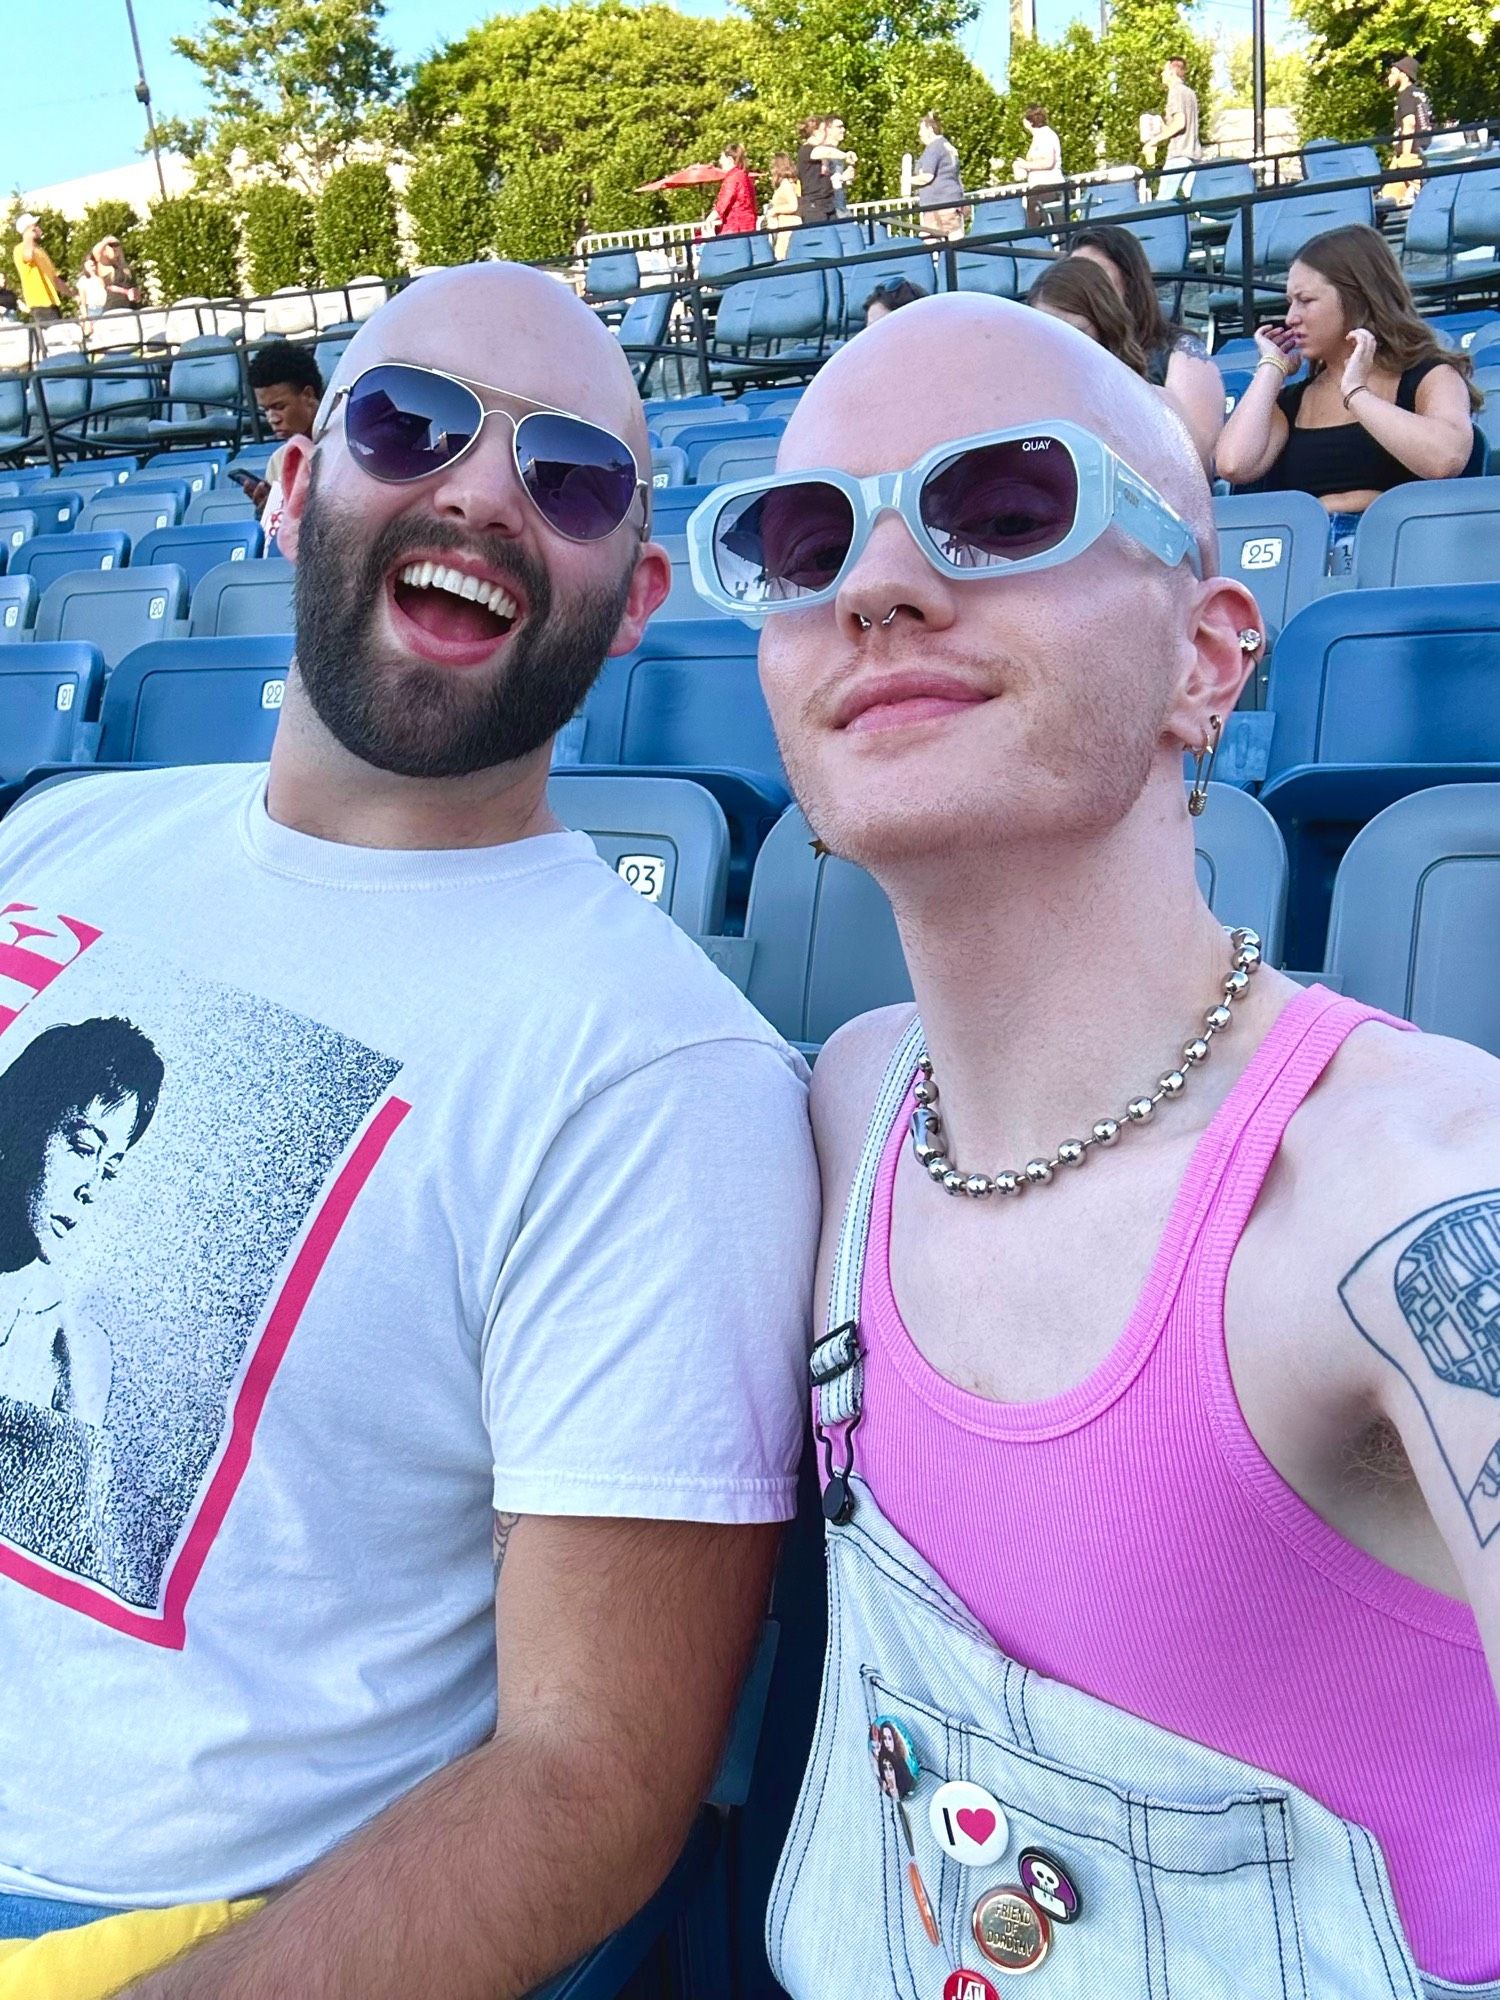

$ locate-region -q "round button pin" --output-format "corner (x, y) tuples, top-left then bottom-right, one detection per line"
(929, 1781), (1009, 1869)
(944, 1972), (1002, 2000)
(972, 1887), (1050, 1975)
(1017, 1848), (1081, 1925)
(869, 1714), (920, 1800)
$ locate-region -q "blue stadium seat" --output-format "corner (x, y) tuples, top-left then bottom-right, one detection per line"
(687, 421), (784, 483)
(1468, 320), (1500, 359)
(147, 337), (246, 445)
(738, 787), (1287, 1048)
(651, 404), (746, 449)
(188, 558), (295, 636)
(943, 248), (1019, 298)
(1352, 476), (1500, 587)
(647, 488), (710, 540)
(1453, 165), (1500, 264)
(710, 270), (838, 381)
(26, 356), (91, 440)
(15, 489), (89, 534)
(652, 532), (703, 621)
(186, 486), (258, 526)
(0, 574), (38, 641)
(547, 772), (729, 934)
(1325, 784), (1500, 1054)
(135, 519), (264, 590)
(582, 618), (780, 777)
(660, 417), (760, 464)
(0, 642), (105, 781)
(78, 488), (185, 539)
(1301, 140), (1381, 182)
(1213, 490), (1333, 672)
(696, 235), (763, 282)
(0, 510), (39, 558)
(1082, 178), (1144, 216)
(34, 564), (187, 666)
(783, 225), (845, 262)
(98, 633), (294, 763)
(1216, 186), (1376, 311)
(1260, 582), (1500, 963)
(841, 240), (938, 333)
(79, 358), (161, 448)
(225, 443), (277, 476)
(1476, 400), (1500, 473)
(650, 446), (688, 489)
(0, 375), (33, 462)
(1120, 206), (1191, 276)
(11, 532), (130, 593)
(146, 446), (229, 479)
(617, 290), (673, 391)
(968, 197), (1027, 238)
(584, 250), (641, 302)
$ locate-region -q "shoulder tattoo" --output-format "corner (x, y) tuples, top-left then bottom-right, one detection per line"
(1339, 1190), (1500, 1548)
(493, 1510), (521, 1576)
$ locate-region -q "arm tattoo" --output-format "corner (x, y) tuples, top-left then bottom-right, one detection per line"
(1340, 1190), (1500, 1547)
(492, 1510), (520, 1577)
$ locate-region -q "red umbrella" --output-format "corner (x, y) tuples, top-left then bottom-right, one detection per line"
(635, 162), (728, 192)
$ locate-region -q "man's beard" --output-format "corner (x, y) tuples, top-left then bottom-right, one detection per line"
(291, 469), (635, 779)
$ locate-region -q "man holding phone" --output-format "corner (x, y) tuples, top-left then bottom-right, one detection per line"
(243, 342), (324, 545)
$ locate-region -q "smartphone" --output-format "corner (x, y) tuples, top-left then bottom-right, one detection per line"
(228, 467), (262, 495)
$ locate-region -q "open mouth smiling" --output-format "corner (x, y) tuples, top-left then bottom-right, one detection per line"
(386, 556), (529, 665)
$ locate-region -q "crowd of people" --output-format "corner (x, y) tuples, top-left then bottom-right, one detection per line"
(0, 248), (1495, 2000)
(7, 212), (141, 327)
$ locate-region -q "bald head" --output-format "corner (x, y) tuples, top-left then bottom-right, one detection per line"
(786, 293), (1215, 569)
(327, 262), (651, 473)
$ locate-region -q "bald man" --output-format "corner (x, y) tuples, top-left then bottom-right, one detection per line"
(0, 264), (816, 1995)
(698, 297), (1500, 1993)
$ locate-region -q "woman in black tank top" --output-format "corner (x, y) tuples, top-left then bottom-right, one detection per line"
(1217, 224), (1481, 524)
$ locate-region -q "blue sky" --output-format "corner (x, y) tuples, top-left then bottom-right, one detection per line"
(5, 0), (1294, 195)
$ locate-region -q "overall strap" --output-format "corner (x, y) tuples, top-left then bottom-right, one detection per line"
(810, 1014), (925, 1521)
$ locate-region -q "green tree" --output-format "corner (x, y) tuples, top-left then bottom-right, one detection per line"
(1219, 33), (1308, 112)
(314, 161), (401, 282)
(1006, 24), (1106, 177)
(405, 141), (500, 266)
(139, 194), (242, 300)
(1293, 0), (1498, 142)
(407, 2), (769, 229)
(158, 0), (403, 195)
(739, 0), (977, 138)
(494, 156), (580, 264)
(241, 183), (318, 293)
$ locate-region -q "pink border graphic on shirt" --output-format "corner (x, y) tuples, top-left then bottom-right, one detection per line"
(0, 903), (411, 1649)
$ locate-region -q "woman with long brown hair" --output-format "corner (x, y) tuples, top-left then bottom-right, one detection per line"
(1070, 222), (1224, 466)
(1027, 257), (1149, 378)
(1217, 223), (1480, 569)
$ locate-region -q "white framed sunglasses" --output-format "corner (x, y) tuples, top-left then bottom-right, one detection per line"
(686, 420), (1202, 618)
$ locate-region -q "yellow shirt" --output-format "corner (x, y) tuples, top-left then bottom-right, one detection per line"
(13, 242), (61, 310)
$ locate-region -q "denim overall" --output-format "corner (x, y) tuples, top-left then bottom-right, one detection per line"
(768, 1018), (1499, 2000)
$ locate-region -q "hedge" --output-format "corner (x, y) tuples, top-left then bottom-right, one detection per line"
(314, 162), (401, 285)
(494, 156), (579, 266)
(242, 184), (318, 295)
(139, 195), (242, 301)
(406, 143), (498, 266)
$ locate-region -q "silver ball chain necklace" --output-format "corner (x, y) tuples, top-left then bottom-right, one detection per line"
(911, 926), (1263, 1197)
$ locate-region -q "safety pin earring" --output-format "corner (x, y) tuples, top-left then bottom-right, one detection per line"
(1187, 713), (1223, 817)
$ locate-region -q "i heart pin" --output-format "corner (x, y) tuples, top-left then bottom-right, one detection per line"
(928, 1781), (1009, 1868)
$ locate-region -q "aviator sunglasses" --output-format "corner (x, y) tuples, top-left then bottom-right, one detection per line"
(686, 420), (1202, 618)
(317, 361), (649, 544)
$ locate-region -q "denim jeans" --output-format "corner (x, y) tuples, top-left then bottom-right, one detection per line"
(0, 1891), (126, 1939)
(772, 1015), (1500, 2000)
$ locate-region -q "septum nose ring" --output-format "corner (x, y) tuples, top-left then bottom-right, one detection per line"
(855, 609), (900, 631)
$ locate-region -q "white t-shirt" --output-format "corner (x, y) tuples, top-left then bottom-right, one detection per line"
(0, 765), (816, 1907)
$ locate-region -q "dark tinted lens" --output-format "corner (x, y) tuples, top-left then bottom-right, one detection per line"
(712, 481), (856, 606)
(920, 436), (1079, 569)
(516, 412), (638, 541)
(344, 364), (482, 482)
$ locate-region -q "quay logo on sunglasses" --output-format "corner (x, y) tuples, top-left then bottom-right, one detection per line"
(337, 363), (642, 544)
(712, 436), (1080, 605)
(689, 422), (1202, 617)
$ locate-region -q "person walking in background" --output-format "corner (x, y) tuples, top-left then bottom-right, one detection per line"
(12, 214), (68, 325)
(1013, 105), (1064, 227)
(766, 152), (802, 259)
(1384, 56), (1433, 205)
(1146, 57), (1200, 197)
(824, 115), (858, 215)
(911, 112), (966, 243)
(797, 116), (856, 225)
(709, 146), (759, 237)
(76, 252), (109, 322)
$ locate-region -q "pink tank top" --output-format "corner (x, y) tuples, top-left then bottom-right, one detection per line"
(857, 984), (1500, 1984)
